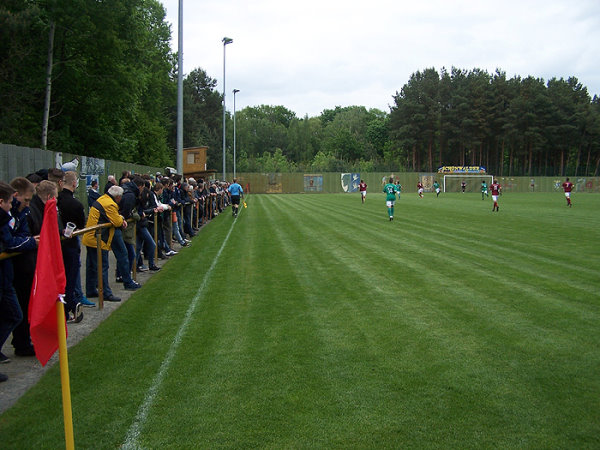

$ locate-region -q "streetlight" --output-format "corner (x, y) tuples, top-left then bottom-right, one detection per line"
(233, 89), (240, 178)
(222, 37), (233, 181)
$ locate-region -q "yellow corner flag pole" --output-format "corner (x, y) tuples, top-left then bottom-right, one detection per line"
(56, 301), (75, 450)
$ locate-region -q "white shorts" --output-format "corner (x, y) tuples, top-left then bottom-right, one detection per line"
(386, 200), (395, 207)
(361, 191), (366, 197)
(418, 188), (424, 194)
(565, 192), (571, 198)
(435, 188), (440, 194)
(492, 195), (498, 202)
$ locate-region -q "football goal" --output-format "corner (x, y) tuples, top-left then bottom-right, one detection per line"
(443, 174), (494, 193)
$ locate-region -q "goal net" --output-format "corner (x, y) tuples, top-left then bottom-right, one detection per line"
(443, 175), (494, 193)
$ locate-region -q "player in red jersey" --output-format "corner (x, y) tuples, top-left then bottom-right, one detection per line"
(358, 180), (367, 204)
(562, 177), (573, 207)
(490, 179), (501, 211)
(417, 181), (424, 198)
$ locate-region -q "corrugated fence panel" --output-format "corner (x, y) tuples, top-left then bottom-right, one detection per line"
(0, 145), (9, 182)
(0, 144), (161, 203)
(0, 144), (54, 182)
(2, 145), (599, 194)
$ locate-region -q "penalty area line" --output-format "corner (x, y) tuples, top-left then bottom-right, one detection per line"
(121, 216), (238, 449)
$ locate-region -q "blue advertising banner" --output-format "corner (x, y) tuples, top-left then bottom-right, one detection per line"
(304, 174), (323, 192)
(341, 173), (360, 192)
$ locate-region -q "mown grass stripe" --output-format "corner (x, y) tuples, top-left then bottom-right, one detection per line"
(122, 214), (239, 449)
(257, 196), (415, 445)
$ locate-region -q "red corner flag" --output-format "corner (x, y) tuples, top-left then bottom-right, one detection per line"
(29, 197), (67, 366)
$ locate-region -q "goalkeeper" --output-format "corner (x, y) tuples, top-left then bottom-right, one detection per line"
(481, 180), (488, 200)
(383, 177), (398, 221)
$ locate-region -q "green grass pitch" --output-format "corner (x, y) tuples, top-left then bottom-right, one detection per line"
(1, 192), (599, 448)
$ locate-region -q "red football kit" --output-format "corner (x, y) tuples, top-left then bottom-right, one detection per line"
(491, 182), (501, 211)
(562, 181), (573, 206)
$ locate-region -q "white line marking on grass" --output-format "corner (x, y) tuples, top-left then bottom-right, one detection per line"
(122, 218), (238, 449)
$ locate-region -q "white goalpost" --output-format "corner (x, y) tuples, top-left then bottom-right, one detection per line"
(443, 174), (494, 193)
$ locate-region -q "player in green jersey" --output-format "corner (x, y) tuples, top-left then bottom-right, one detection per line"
(433, 180), (441, 197)
(383, 177), (398, 221)
(481, 180), (488, 200)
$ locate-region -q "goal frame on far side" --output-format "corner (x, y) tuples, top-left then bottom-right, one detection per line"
(443, 174), (494, 193)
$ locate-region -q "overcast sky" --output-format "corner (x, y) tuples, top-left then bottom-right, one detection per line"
(160, 0), (600, 118)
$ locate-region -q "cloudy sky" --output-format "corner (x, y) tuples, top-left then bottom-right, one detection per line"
(160, 0), (600, 118)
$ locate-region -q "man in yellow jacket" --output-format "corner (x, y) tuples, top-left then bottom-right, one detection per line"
(83, 185), (126, 302)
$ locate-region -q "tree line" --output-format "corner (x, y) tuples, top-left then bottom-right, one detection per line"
(390, 68), (600, 177)
(1, 0), (175, 166)
(2, 2), (599, 176)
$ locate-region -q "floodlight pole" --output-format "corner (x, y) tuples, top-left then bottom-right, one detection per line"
(222, 37), (233, 181)
(176, 0), (184, 175)
(233, 89), (240, 178)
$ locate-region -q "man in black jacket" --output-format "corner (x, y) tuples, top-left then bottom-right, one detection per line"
(58, 171), (87, 322)
(119, 177), (141, 281)
(136, 180), (160, 272)
(87, 179), (100, 209)
(110, 177), (141, 290)
(103, 175), (116, 194)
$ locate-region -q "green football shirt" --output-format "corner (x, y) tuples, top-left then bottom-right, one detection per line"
(383, 183), (397, 201)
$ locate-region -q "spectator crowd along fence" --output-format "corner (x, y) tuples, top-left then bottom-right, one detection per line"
(0, 157), (234, 387)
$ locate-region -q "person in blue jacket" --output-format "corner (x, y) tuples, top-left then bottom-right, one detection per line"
(0, 182), (38, 381)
